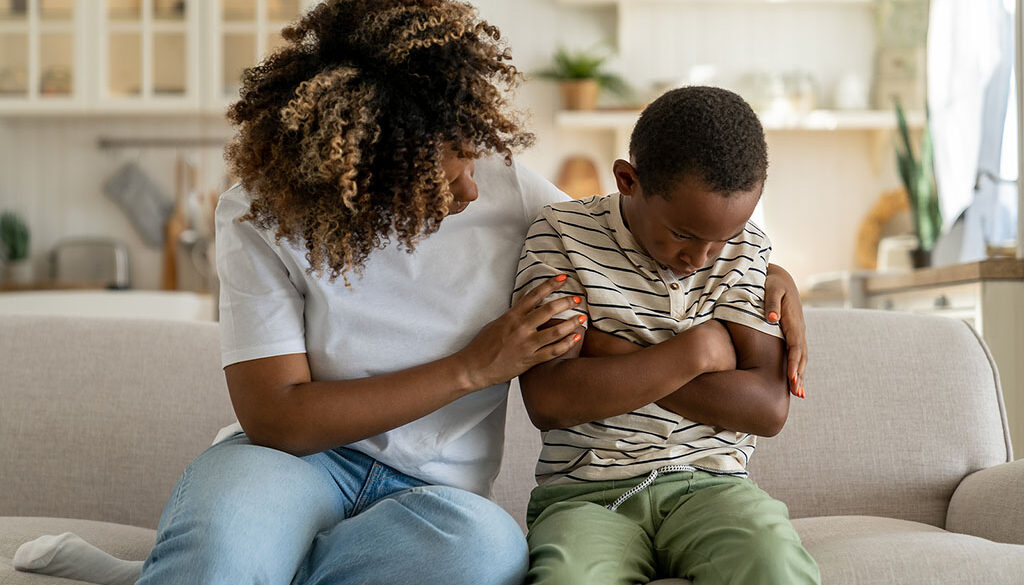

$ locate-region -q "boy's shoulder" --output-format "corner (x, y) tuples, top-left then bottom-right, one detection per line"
(727, 220), (771, 253)
(541, 193), (615, 224)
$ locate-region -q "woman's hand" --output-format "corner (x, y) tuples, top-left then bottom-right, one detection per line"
(765, 263), (807, 398)
(454, 275), (584, 391)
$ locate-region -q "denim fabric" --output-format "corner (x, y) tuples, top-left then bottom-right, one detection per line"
(136, 433), (527, 585)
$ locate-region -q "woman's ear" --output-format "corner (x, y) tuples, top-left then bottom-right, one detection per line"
(612, 159), (643, 198)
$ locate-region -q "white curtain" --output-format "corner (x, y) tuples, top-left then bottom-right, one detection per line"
(927, 0), (1017, 262)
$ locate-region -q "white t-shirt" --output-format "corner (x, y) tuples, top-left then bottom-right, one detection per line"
(214, 155), (568, 495)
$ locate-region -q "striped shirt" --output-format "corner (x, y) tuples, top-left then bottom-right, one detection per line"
(513, 192), (782, 486)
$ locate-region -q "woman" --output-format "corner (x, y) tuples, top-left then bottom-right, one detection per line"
(14, 1), (808, 584)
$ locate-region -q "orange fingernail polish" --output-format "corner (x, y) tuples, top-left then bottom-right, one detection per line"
(573, 296), (582, 304)
(572, 334), (582, 343)
(555, 274), (567, 282)
(578, 315), (587, 324)
(798, 386), (805, 398)
(768, 312), (779, 323)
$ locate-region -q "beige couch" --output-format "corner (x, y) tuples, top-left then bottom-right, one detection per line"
(2, 309), (1024, 584)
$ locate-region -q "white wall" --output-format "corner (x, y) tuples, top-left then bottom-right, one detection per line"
(0, 0), (905, 290)
(0, 115), (232, 289)
(482, 0), (904, 286)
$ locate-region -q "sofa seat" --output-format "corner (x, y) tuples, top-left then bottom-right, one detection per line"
(4, 514), (1021, 585)
(645, 515), (1024, 585)
(795, 515), (1024, 584)
(0, 517), (154, 585)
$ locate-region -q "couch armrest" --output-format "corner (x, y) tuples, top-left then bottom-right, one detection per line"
(947, 459), (1024, 545)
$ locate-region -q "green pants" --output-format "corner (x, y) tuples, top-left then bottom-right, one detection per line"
(526, 471), (820, 585)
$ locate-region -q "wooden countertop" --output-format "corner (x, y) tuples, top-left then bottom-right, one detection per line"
(865, 258), (1024, 294)
(0, 280), (113, 292)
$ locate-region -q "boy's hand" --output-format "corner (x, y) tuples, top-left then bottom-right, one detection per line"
(689, 319), (737, 373)
(765, 263), (807, 398)
(455, 275), (584, 391)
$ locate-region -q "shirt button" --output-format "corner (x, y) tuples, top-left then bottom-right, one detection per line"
(669, 282), (680, 290)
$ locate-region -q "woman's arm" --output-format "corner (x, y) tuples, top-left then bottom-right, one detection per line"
(765, 263), (808, 397)
(227, 276), (584, 456)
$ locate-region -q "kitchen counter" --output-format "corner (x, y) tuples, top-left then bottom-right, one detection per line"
(0, 289), (217, 321)
(864, 258), (1024, 293)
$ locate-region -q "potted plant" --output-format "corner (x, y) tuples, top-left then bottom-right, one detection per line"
(535, 46), (631, 111)
(0, 210), (32, 284)
(894, 100), (941, 268)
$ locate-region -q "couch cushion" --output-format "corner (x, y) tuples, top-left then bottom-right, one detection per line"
(0, 517), (154, 585)
(647, 516), (1024, 585)
(794, 515), (1024, 584)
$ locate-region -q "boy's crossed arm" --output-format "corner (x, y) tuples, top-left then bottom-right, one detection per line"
(518, 320), (789, 437)
(582, 324), (789, 436)
(654, 322), (789, 436)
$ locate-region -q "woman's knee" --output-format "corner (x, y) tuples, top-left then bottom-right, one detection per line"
(141, 442), (348, 583)
(160, 441), (342, 544)
(186, 441), (323, 504)
(391, 486), (528, 585)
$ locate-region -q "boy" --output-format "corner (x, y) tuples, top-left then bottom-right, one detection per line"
(513, 86), (820, 584)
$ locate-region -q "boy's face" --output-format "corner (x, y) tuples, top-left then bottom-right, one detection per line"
(615, 160), (761, 278)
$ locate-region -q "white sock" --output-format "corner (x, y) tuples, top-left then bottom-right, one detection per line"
(13, 532), (144, 585)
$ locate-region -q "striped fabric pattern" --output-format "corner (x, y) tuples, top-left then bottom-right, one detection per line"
(513, 193), (783, 486)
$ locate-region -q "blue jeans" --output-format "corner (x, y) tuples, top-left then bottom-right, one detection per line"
(136, 433), (528, 585)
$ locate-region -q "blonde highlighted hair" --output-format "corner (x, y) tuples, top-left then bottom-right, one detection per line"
(225, 0), (533, 284)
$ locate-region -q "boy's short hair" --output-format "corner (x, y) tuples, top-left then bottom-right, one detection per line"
(629, 86), (768, 198)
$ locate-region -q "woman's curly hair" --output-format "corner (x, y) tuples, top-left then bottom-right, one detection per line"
(225, 0), (533, 283)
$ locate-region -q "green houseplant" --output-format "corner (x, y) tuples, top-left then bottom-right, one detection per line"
(0, 210), (32, 284)
(535, 46), (630, 111)
(0, 211), (29, 262)
(894, 100), (942, 267)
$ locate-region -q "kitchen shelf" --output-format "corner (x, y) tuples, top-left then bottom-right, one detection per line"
(556, 0), (872, 5)
(556, 108), (926, 132)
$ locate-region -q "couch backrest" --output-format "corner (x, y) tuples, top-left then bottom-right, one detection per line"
(1, 309), (1013, 532)
(0, 315), (234, 529)
(752, 309), (1010, 527)
(495, 308), (1013, 530)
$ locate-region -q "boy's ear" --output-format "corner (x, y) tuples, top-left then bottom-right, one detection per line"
(612, 159), (643, 198)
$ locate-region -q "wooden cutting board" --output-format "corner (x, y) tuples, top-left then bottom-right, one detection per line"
(162, 156), (194, 290)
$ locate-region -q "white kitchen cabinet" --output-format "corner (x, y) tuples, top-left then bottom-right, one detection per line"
(206, 0), (316, 110)
(96, 0), (201, 112)
(0, 0), (318, 115)
(0, 0), (84, 111)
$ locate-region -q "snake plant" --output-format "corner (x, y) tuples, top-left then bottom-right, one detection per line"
(894, 100), (942, 251)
